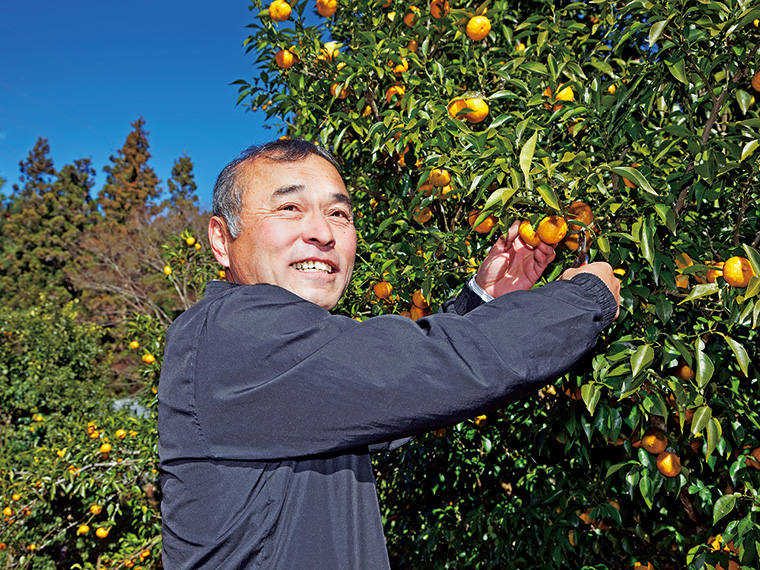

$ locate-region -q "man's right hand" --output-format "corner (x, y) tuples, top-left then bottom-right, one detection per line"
(560, 262), (621, 319)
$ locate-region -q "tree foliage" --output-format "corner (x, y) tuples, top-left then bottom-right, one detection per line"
(235, 0), (760, 568)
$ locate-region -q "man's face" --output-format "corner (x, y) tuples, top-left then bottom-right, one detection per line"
(220, 154), (356, 310)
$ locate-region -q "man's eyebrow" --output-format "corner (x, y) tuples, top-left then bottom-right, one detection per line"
(271, 184), (352, 207)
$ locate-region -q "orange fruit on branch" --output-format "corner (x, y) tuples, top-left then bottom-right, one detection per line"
(466, 15), (491, 40)
(566, 201), (594, 230)
(536, 215), (568, 244)
(386, 84), (406, 106)
(430, 0), (449, 18)
(268, 0), (291, 21)
(316, 0), (337, 17)
(468, 210), (497, 234)
(95, 527), (110, 539)
(414, 206), (432, 224)
(403, 6), (420, 26)
(275, 49), (296, 69)
(723, 256), (755, 287)
(752, 70), (760, 92)
(412, 289), (429, 309)
(518, 221), (542, 248)
(463, 97), (489, 123)
(447, 98), (468, 119)
(330, 82), (350, 99)
(641, 428), (668, 455)
(429, 168), (451, 187)
(373, 281), (393, 300)
(656, 451), (681, 477)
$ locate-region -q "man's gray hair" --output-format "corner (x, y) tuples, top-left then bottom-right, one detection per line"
(212, 139), (342, 239)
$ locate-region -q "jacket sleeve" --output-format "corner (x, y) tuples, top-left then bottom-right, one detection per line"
(161, 274), (615, 462)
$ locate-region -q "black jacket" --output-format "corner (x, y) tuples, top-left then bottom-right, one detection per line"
(158, 275), (616, 569)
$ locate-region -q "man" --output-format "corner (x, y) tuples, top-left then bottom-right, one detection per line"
(158, 139), (620, 569)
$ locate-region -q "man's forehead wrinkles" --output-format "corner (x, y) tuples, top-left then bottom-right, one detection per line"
(267, 183), (352, 207)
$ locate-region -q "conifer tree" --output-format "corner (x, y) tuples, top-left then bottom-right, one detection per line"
(97, 117), (160, 224)
(0, 139), (93, 307)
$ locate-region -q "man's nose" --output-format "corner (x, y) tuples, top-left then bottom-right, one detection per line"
(304, 212), (335, 246)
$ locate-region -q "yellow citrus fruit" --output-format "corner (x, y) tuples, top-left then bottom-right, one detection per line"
(373, 281), (393, 300)
(410, 305), (432, 320)
(330, 82), (350, 99)
(536, 216), (568, 244)
(674, 362), (695, 381)
(390, 57), (409, 75)
(316, 0), (337, 17)
(516, 42), (526, 52)
(11, 494), (20, 502)
(275, 49), (296, 69)
(474, 414), (487, 427)
(386, 84), (406, 105)
(518, 221), (542, 248)
(656, 451), (681, 478)
(268, 0), (291, 21)
(418, 182), (435, 197)
(2, 507), (13, 517)
(566, 201), (594, 231)
(186, 236), (196, 246)
(163, 265), (172, 276)
(430, 0), (449, 18)
(641, 428), (668, 455)
(608, 84), (616, 94)
(412, 289), (429, 309)
(468, 210), (497, 234)
(90, 504), (103, 515)
(403, 6), (420, 26)
(142, 354), (155, 365)
(437, 184), (456, 199)
(407, 39), (418, 52)
(78, 524), (90, 535)
(414, 206), (432, 224)
(129, 340), (139, 350)
(95, 527), (110, 539)
(633, 563), (654, 570)
(429, 168), (451, 187)
(466, 15), (491, 40)
(447, 98), (468, 119)
(752, 70), (760, 92)
(723, 256), (755, 287)
(706, 261), (724, 283)
(218, 269), (227, 280)
(463, 97), (489, 123)
(115, 428), (127, 439)
(318, 42), (339, 62)
(100, 443), (112, 454)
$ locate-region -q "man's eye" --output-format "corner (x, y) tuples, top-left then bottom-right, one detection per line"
(331, 210), (351, 219)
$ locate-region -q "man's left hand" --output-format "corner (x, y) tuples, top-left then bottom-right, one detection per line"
(475, 221), (556, 298)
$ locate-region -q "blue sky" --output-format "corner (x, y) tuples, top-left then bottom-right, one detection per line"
(0, 0), (283, 210)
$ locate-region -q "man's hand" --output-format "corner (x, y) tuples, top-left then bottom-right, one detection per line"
(560, 262), (622, 319)
(475, 221), (556, 298)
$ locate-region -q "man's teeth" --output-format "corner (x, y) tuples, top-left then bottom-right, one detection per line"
(292, 260), (333, 273)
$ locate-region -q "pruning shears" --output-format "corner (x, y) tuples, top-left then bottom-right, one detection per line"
(571, 231), (588, 268)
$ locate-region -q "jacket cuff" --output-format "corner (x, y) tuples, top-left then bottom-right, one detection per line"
(440, 281), (486, 315)
(569, 273), (618, 327)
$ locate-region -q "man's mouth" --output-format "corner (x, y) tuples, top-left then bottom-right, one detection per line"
(291, 260), (335, 274)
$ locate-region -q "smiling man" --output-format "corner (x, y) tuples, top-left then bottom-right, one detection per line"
(158, 139), (620, 569)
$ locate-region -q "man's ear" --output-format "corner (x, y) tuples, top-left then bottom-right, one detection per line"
(208, 216), (232, 268)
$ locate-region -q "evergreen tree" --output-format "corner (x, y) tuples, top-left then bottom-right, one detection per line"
(165, 152), (199, 218)
(97, 117), (161, 224)
(0, 139), (93, 307)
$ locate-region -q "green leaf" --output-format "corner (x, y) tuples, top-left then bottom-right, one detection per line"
(537, 185), (560, 211)
(743, 244), (760, 277)
(639, 471), (654, 509)
(740, 140), (759, 162)
(630, 344), (654, 379)
(695, 341), (714, 389)
(654, 204), (676, 234)
(678, 283), (719, 304)
(519, 130), (538, 181)
(691, 406), (712, 436)
(640, 217), (655, 269)
(648, 18), (670, 47)
(713, 494), (736, 525)
(705, 417), (722, 459)
(581, 383), (601, 415)
(666, 58), (688, 84)
(611, 167), (658, 196)
(720, 334), (750, 377)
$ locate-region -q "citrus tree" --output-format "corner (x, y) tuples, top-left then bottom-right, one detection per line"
(0, 232), (216, 570)
(234, 0), (760, 568)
